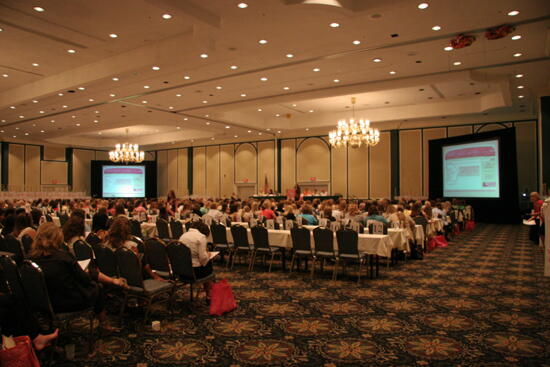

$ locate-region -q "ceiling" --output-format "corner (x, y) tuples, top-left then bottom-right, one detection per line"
(0, 0), (549, 149)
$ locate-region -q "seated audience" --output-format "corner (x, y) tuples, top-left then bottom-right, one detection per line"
(363, 205), (389, 226)
(299, 205), (318, 225)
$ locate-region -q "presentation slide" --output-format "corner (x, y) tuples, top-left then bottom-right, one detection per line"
(443, 140), (500, 198)
(102, 165), (146, 198)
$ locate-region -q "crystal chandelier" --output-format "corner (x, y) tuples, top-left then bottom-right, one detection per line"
(328, 97), (380, 148)
(109, 128), (145, 163)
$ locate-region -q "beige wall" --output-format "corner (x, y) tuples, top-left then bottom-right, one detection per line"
(399, 129), (422, 197)
(281, 140), (296, 194)
(370, 131), (391, 198)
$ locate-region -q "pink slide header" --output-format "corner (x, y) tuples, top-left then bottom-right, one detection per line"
(104, 168), (144, 174)
(445, 146), (495, 160)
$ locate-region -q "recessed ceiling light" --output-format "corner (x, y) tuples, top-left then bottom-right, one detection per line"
(62, 105), (68, 108)
(444, 46), (453, 51)
(330, 22), (340, 28)
(234, 135), (238, 138)
(142, 100), (147, 104)
(283, 86), (290, 90)
(109, 93), (116, 97)
(333, 79), (340, 83)
(18, 115), (24, 118)
(32, 63), (39, 67)
(352, 40), (361, 45)
(89, 98), (94, 102)
(144, 85), (150, 89)
(247, 130), (252, 133)
(78, 86), (85, 90)
(418, 3), (429, 9)
(112, 77), (119, 81)
(515, 74), (524, 78)
(277, 130), (281, 134)
(258, 39), (268, 44)
(230, 65), (238, 70)
(94, 120), (98, 123)
(507, 10), (519, 16)
(238, 3), (248, 8)
(205, 122), (210, 125)
(200, 53), (208, 59)
(225, 126), (230, 129)
(152, 66), (160, 70)
(211, 137), (215, 140)
(292, 104), (297, 107)
(33, 6), (45, 12)
(202, 100), (208, 103)
(177, 126), (181, 129)
(2, 74), (8, 77)
(9, 106), (15, 109)
(517, 85), (524, 89)
(15, 128), (19, 130)
(286, 54), (294, 58)
(109, 33), (118, 38)
(453, 61), (462, 66)
(275, 114), (280, 117)
(313, 68), (320, 72)
(260, 77), (268, 81)
(12, 136), (16, 138)
(266, 128), (271, 131)
(513, 53), (522, 57)
(305, 128), (310, 131)
(240, 93), (247, 97)
(98, 132), (102, 135)
(389, 71), (396, 75)
(257, 108), (262, 112)
(25, 133), (29, 136)
(162, 14), (172, 19)
(39, 110), (44, 113)
(309, 110), (314, 113)
(373, 58), (382, 62)
(176, 94), (182, 97)
(67, 49), (76, 54)
(183, 117), (188, 120)
(169, 106), (174, 110)
(258, 132), (262, 135)
(94, 110), (99, 113)
(0, 28), (2, 32)
(76, 123), (80, 127)
(32, 100), (38, 103)
(518, 95), (524, 98)
(511, 35), (522, 40)
(216, 86), (223, 90)
(50, 119), (55, 122)
(184, 75), (191, 80)
(432, 25), (441, 31)
(40, 130), (44, 133)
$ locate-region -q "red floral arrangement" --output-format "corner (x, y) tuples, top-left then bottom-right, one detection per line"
(485, 24), (515, 40)
(450, 34), (476, 49)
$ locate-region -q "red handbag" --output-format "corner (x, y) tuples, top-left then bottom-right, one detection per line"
(0, 336), (41, 367)
(427, 237), (437, 251)
(434, 235), (448, 248)
(465, 220), (475, 231)
(209, 279), (237, 316)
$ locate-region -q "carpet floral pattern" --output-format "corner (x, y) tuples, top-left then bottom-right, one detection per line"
(56, 224), (549, 366)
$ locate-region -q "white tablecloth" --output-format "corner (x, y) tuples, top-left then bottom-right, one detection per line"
(211, 227), (394, 258)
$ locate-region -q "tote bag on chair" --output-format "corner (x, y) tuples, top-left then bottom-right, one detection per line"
(209, 279), (237, 316)
(0, 335), (41, 367)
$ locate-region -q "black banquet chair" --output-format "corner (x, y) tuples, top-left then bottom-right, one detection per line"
(250, 226), (281, 272)
(115, 248), (174, 324)
(130, 219), (143, 239)
(156, 219), (171, 242)
(1, 234), (25, 263)
(230, 225), (253, 270)
(93, 244), (118, 278)
(166, 241), (214, 302)
(73, 239), (95, 261)
(336, 228), (366, 283)
(211, 223), (234, 268)
(143, 238), (172, 279)
(312, 227), (338, 280)
(169, 220), (184, 240)
(289, 227), (314, 276)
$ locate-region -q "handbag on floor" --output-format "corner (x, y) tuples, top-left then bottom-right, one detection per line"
(465, 220), (475, 231)
(0, 335), (41, 367)
(209, 279), (237, 316)
(434, 235), (448, 248)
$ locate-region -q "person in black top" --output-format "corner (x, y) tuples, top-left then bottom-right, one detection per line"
(29, 223), (112, 328)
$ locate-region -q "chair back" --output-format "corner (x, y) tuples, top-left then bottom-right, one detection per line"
(413, 216), (428, 234)
(94, 244), (118, 277)
(231, 225), (250, 248)
(4, 235), (24, 262)
(18, 260), (55, 318)
(265, 219), (275, 230)
(0, 255), (26, 304)
(169, 220), (184, 239)
(115, 247), (144, 288)
(73, 239), (94, 261)
(249, 218), (258, 228)
(233, 213), (242, 222)
(337, 229), (360, 257)
(368, 220), (388, 234)
(211, 223), (228, 245)
(166, 241), (195, 280)
(285, 220), (294, 230)
(330, 221), (341, 232)
(296, 216), (303, 225)
(45, 214), (53, 222)
(21, 235), (33, 255)
(131, 236), (145, 253)
(156, 219), (170, 239)
(130, 219), (143, 238)
(143, 238), (171, 274)
(276, 216), (284, 227)
(318, 218), (328, 228)
(251, 225), (270, 250)
(313, 227), (334, 255)
(290, 227), (311, 253)
(350, 221), (364, 233)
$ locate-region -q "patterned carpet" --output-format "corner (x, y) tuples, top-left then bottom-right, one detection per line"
(56, 224), (550, 366)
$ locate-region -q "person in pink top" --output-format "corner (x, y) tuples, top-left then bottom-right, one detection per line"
(529, 192), (544, 244)
(261, 200), (276, 220)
